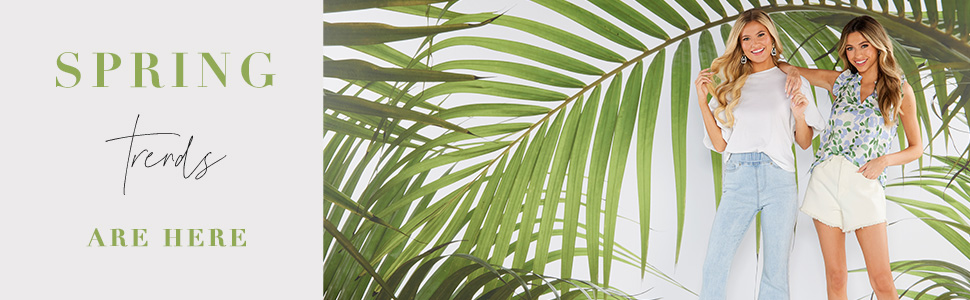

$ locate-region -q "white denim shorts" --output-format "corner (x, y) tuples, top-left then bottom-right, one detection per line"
(800, 155), (887, 233)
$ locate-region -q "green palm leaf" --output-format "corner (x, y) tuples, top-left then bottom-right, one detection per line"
(531, 0), (645, 50)
(324, 0), (449, 13)
(325, 59), (479, 82)
(586, 74), (624, 283)
(323, 16), (497, 46)
(562, 90), (599, 289)
(324, 92), (473, 135)
(636, 51), (664, 277)
(324, 219), (397, 299)
(602, 61), (643, 286)
(531, 91), (583, 284)
(432, 60), (586, 88)
(670, 39), (692, 263)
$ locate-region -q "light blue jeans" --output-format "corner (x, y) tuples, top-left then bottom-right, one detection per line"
(699, 152), (798, 300)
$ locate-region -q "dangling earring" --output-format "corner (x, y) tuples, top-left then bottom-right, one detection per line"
(740, 55), (747, 64)
(771, 47), (777, 56)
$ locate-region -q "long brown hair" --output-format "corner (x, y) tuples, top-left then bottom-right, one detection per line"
(709, 9), (784, 127)
(837, 15), (903, 126)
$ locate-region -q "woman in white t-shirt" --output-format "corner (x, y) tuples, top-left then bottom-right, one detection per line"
(693, 9), (824, 299)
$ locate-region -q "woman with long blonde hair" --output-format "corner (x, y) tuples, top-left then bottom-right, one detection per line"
(779, 15), (921, 299)
(695, 9), (823, 299)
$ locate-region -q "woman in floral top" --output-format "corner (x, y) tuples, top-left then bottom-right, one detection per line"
(779, 16), (921, 300)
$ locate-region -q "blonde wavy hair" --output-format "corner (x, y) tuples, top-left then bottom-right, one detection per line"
(837, 15), (903, 126)
(709, 9), (784, 127)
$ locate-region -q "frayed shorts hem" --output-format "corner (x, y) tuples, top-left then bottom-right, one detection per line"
(801, 207), (887, 233)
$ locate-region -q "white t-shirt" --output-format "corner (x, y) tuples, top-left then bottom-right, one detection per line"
(702, 66), (825, 172)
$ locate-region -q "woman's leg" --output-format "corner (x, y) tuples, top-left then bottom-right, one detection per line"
(814, 219), (848, 300)
(700, 162), (760, 300)
(757, 166), (797, 300)
(855, 222), (897, 299)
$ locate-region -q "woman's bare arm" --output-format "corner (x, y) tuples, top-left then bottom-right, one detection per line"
(778, 62), (841, 95)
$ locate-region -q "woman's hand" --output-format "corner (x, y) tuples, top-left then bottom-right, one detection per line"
(784, 66), (802, 97)
(858, 156), (889, 180)
(791, 91), (814, 149)
(790, 91), (808, 121)
(694, 68), (727, 152)
(695, 68), (714, 104)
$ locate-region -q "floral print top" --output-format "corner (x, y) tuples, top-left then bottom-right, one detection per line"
(810, 70), (904, 186)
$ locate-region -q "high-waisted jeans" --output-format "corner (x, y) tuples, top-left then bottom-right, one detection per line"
(699, 152), (798, 300)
